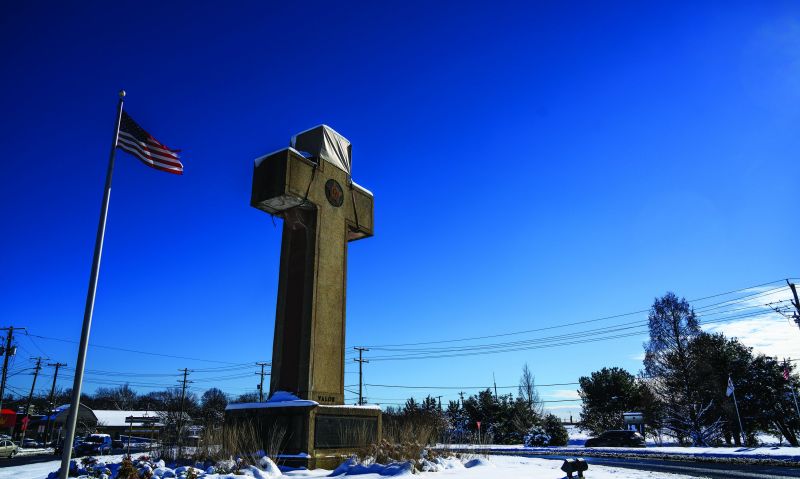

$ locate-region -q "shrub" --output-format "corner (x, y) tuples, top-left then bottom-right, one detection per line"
(523, 415), (568, 446)
(523, 425), (550, 446)
(542, 414), (568, 446)
(116, 458), (139, 479)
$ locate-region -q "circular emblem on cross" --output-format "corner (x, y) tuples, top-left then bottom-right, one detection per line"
(325, 179), (344, 207)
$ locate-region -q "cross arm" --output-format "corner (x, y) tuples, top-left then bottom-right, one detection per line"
(251, 147), (374, 242)
(251, 147), (317, 215)
(347, 181), (373, 242)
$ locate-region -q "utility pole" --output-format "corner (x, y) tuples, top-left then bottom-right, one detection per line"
(20, 357), (46, 445)
(45, 362), (67, 445)
(0, 327), (24, 411)
(256, 362), (269, 402)
(436, 395), (443, 410)
(788, 281), (800, 331)
(176, 368), (192, 458)
(493, 372), (498, 399)
(459, 391), (465, 406)
(354, 347), (369, 405)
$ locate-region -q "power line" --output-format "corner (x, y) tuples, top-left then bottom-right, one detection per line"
(363, 381), (579, 390)
(362, 305), (788, 362)
(357, 279), (790, 349)
(368, 398), (582, 406)
(22, 331), (50, 358)
(26, 333), (244, 364)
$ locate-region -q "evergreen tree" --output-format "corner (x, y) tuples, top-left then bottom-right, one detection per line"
(743, 356), (799, 446)
(686, 332), (751, 445)
(578, 367), (648, 435)
(542, 413), (569, 446)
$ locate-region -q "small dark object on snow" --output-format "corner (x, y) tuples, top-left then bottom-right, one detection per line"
(561, 458), (588, 478)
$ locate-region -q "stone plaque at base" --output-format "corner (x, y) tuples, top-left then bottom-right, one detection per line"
(225, 402), (381, 469)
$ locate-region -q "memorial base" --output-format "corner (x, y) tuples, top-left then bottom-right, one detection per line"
(225, 402), (382, 469)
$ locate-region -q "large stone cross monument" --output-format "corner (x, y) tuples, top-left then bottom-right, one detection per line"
(251, 124), (373, 405)
(226, 125), (380, 468)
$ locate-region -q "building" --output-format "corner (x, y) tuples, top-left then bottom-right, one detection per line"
(32, 405), (167, 443)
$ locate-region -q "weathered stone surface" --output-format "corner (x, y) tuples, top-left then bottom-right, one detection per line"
(252, 148), (373, 405)
(232, 127), (379, 468)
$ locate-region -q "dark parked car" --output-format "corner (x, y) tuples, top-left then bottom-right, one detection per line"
(73, 434), (113, 456)
(584, 430), (645, 447)
(17, 438), (41, 448)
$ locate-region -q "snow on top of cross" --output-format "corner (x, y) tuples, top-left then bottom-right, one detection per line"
(254, 147), (308, 167)
(225, 390), (318, 410)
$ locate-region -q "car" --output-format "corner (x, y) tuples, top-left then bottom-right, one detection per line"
(584, 430), (645, 447)
(18, 438), (41, 448)
(0, 440), (18, 458)
(74, 434), (113, 456)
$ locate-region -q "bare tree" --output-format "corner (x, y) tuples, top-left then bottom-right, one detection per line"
(518, 363), (543, 416)
(92, 384), (138, 410)
(200, 388), (228, 428)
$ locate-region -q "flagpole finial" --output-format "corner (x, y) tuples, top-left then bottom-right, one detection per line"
(119, 90), (126, 98)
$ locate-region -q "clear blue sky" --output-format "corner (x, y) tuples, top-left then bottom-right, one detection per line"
(1, 1), (798, 416)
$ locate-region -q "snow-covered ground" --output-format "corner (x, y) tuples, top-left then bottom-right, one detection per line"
(448, 426), (800, 462)
(17, 447), (54, 457)
(0, 454), (699, 479)
(452, 443), (800, 462)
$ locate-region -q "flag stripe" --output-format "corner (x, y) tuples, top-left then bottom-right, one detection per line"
(117, 138), (181, 166)
(116, 111), (183, 174)
(118, 145), (183, 172)
(118, 143), (183, 173)
(118, 131), (179, 158)
(117, 136), (182, 167)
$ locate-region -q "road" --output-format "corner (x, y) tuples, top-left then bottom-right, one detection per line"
(2, 447), (150, 469)
(498, 452), (800, 479)
(3, 452), (60, 469)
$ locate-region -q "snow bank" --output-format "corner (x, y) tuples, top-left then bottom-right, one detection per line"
(0, 454), (711, 479)
(462, 458), (493, 469)
(330, 457), (414, 476)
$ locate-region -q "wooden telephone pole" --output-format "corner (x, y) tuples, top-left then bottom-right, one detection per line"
(44, 362), (67, 444)
(788, 281), (800, 331)
(354, 347), (369, 405)
(0, 327), (24, 411)
(176, 368), (192, 457)
(20, 357), (46, 445)
(256, 362), (269, 402)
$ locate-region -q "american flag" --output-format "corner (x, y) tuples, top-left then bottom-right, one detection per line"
(116, 111), (183, 174)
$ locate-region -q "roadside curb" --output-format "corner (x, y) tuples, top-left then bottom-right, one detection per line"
(440, 446), (800, 467)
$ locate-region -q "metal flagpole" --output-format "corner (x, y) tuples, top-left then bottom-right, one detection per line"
(58, 90), (125, 479)
(729, 377), (745, 446)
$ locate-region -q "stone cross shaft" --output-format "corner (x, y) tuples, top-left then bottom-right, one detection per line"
(251, 143), (373, 405)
